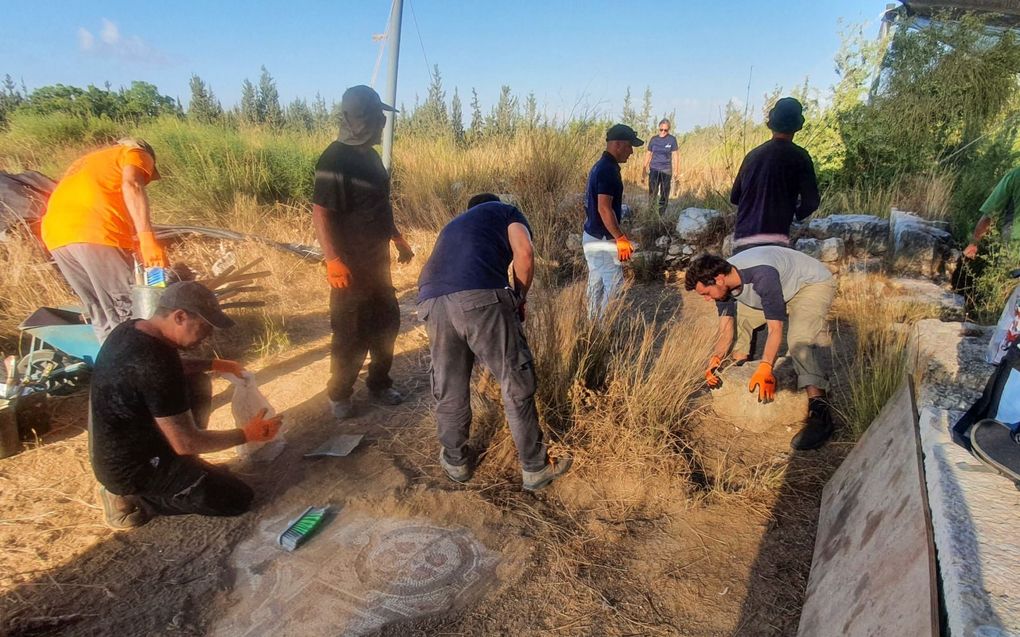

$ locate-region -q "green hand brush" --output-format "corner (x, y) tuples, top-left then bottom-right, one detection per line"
(277, 506), (330, 551)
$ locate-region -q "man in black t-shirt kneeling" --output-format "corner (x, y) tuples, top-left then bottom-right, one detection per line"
(89, 282), (282, 529)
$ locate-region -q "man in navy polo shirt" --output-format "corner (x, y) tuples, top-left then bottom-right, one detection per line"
(583, 124), (643, 317)
(643, 118), (680, 214)
(417, 194), (572, 492)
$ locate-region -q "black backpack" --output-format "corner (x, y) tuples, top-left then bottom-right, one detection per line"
(953, 344), (1020, 482)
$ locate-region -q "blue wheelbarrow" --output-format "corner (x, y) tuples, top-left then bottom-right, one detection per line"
(0, 306), (98, 458)
(14, 306), (99, 392)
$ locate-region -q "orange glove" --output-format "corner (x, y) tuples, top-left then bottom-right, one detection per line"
(138, 231), (168, 268)
(243, 408), (282, 443)
(748, 362), (776, 402)
(393, 235), (415, 264)
(326, 257), (351, 288)
(616, 235), (633, 262)
(211, 359), (245, 377)
(705, 355), (723, 388)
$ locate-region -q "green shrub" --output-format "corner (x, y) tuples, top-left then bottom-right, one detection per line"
(132, 118), (325, 223)
(0, 111), (124, 173)
(964, 235), (1020, 323)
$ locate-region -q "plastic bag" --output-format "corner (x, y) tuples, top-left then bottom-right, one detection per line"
(225, 371), (281, 459)
(987, 284), (1020, 365)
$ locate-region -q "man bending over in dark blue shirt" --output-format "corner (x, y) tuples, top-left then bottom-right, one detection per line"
(417, 194), (572, 491)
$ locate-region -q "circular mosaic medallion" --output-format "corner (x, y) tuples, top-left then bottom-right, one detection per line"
(355, 525), (479, 596)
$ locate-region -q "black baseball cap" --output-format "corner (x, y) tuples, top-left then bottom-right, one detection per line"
(767, 97), (805, 134)
(606, 124), (644, 147)
(341, 85), (397, 119)
(157, 281), (235, 329)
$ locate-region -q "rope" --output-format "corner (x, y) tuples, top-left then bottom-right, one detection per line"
(408, 0), (433, 77)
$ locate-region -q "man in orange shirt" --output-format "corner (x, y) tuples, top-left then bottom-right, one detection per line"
(42, 138), (168, 342)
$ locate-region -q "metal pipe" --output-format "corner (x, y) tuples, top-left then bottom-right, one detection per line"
(381, 0), (404, 173)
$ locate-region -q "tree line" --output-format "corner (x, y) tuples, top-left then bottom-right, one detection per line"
(0, 67), (331, 133)
(0, 64), (672, 144)
(394, 65), (670, 144)
(2, 11), (1017, 214)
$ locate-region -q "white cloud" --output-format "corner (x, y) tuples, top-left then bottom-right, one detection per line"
(100, 19), (120, 45)
(76, 18), (169, 65)
(77, 27), (95, 51)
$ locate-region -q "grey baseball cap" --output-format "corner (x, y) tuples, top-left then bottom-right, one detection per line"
(157, 281), (235, 329)
(341, 85), (397, 119)
(117, 137), (160, 180)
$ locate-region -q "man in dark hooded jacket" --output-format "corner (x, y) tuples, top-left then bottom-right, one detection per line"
(312, 85), (415, 419)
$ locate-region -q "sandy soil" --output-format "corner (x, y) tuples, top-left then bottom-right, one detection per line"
(0, 279), (848, 636)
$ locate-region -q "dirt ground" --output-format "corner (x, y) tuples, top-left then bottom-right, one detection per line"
(0, 275), (849, 636)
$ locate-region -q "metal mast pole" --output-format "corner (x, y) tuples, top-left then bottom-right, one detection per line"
(381, 0), (403, 173)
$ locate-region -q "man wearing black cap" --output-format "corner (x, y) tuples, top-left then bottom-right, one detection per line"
(89, 282), (282, 529)
(312, 85), (415, 420)
(729, 97), (820, 363)
(582, 123), (643, 317)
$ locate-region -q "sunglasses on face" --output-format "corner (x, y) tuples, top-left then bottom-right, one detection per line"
(659, 128), (669, 132)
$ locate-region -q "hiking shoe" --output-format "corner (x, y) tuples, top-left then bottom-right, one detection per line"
(522, 455), (573, 492)
(439, 450), (472, 483)
(791, 400), (835, 451)
(98, 486), (148, 530)
(370, 387), (404, 406)
(330, 398), (355, 420)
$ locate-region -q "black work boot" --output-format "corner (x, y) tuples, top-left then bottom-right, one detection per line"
(98, 486), (149, 530)
(791, 398), (835, 451)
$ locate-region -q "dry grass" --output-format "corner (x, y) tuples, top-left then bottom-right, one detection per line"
(0, 234), (75, 356)
(819, 167), (957, 220)
(393, 130), (599, 267)
(459, 283), (717, 521)
(0, 396), (101, 599)
(829, 274), (932, 437)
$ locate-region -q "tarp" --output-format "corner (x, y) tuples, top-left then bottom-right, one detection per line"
(0, 171), (54, 238)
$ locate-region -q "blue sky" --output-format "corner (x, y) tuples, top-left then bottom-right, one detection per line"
(0, 1), (883, 131)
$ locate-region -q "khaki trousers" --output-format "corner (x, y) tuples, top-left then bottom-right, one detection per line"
(732, 279), (835, 391)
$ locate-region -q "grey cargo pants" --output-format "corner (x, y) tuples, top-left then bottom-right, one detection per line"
(418, 288), (547, 472)
(51, 243), (134, 343)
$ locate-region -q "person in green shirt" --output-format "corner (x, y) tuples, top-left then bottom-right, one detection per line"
(964, 166), (1020, 259)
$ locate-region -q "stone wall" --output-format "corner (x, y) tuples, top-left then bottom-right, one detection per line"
(563, 205), (965, 304)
